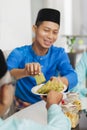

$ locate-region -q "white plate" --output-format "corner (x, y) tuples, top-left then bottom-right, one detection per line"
(31, 83), (67, 96)
(31, 84), (47, 96)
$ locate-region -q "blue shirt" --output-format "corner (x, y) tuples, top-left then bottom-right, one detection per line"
(0, 104), (71, 130)
(7, 45), (78, 103)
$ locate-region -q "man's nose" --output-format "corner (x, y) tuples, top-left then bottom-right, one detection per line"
(47, 32), (53, 39)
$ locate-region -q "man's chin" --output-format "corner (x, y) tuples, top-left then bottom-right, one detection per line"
(43, 44), (51, 49)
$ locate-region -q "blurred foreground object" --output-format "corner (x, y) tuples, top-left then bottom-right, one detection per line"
(61, 92), (82, 128)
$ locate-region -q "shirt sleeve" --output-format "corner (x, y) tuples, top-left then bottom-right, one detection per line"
(76, 52), (87, 85)
(47, 104), (71, 130)
(7, 47), (26, 70)
(71, 52), (87, 97)
(57, 48), (78, 90)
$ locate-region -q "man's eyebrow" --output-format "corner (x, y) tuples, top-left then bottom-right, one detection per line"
(43, 26), (58, 31)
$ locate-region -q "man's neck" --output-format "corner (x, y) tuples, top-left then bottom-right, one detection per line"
(32, 43), (48, 56)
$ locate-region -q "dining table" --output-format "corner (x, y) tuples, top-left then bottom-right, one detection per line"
(7, 97), (87, 130)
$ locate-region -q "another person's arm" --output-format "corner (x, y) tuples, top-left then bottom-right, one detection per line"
(0, 49), (14, 116)
(42, 90), (71, 130)
(76, 52), (87, 85)
(71, 52), (87, 96)
(0, 84), (14, 116)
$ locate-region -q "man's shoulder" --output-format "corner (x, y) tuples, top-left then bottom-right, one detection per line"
(16, 45), (31, 51)
(51, 46), (65, 53)
(11, 45), (31, 54)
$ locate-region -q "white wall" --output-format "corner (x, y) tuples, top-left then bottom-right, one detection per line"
(80, 0), (87, 34)
(0, 0), (32, 51)
(64, 0), (73, 35)
(72, 0), (81, 34)
(1, 0), (87, 51)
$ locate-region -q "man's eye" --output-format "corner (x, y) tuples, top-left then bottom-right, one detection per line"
(44, 29), (49, 32)
(53, 32), (58, 35)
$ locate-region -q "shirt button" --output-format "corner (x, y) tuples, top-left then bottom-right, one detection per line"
(40, 58), (43, 60)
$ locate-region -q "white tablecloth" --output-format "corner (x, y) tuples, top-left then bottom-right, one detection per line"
(8, 101), (47, 125)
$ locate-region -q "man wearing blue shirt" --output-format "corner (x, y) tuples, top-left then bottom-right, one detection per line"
(0, 49), (71, 130)
(7, 8), (78, 109)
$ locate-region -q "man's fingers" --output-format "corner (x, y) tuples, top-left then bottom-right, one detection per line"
(25, 63), (41, 75)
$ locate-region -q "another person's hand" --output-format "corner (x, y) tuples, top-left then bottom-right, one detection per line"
(42, 90), (63, 109)
(25, 63), (41, 76)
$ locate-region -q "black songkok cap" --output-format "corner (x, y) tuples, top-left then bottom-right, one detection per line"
(0, 49), (7, 79)
(35, 8), (60, 25)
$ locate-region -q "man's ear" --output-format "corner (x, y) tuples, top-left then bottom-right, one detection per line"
(32, 25), (37, 42)
(32, 25), (37, 33)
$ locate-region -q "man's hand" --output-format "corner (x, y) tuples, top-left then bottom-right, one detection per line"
(10, 63), (42, 80)
(25, 63), (41, 76)
(42, 90), (63, 109)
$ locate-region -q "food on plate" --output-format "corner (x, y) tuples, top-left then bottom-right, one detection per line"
(37, 79), (64, 94)
(34, 73), (46, 85)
